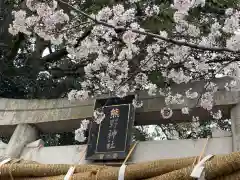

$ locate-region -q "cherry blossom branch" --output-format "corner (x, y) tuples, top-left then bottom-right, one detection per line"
(49, 68), (83, 78)
(41, 27), (92, 63)
(58, 0), (240, 54)
(194, 58), (237, 108)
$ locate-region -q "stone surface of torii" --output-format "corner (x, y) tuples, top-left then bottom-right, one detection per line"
(2, 76), (240, 160)
(0, 76), (239, 137)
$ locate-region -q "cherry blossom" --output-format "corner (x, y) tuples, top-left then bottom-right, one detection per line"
(93, 109), (106, 124)
(74, 119), (89, 142)
(132, 97), (143, 108)
(211, 110), (222, 120)
(181, 107), (189, 114)
(161, 107), (173, 119)
(8, 0), (240, 140)
(74, 129), (86, 142)
(37, 71), (51, 80)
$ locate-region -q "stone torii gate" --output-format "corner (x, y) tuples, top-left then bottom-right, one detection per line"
(0, 76), (239, 163)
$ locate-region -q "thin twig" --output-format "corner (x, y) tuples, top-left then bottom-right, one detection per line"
(197, 137), (209, 163)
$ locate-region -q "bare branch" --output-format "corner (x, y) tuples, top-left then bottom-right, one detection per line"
(206, 56), (240, 64)
(6, 33), (25, 61)
(48, 44), (53, 54)
(41, 48), (68, 63)
(49, 67), (84, 78)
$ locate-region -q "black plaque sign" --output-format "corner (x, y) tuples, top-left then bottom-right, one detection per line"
(86, 104), (135, 160)
(0, 0), (13, 50)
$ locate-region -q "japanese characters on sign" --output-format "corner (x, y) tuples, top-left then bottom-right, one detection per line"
(86, 103), (135, 161)
(106, 108), (120, 150)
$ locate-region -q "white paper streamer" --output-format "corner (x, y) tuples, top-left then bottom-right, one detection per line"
(118, 163), (127, 180)
(64, 166), (75, 180)
(191, 154), (214, 179)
